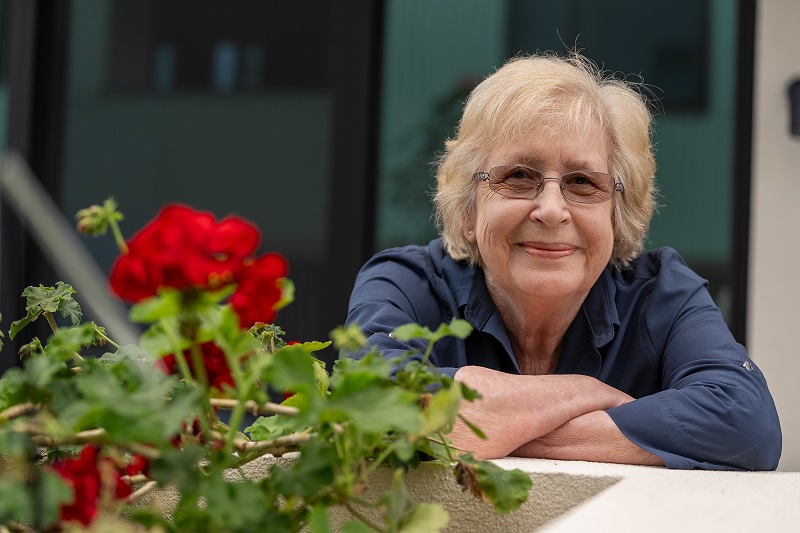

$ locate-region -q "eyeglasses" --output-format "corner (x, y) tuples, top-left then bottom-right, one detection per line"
(473, 165), (624, 204)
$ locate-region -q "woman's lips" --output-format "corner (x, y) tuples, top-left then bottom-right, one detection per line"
(518, 242), (576, 258)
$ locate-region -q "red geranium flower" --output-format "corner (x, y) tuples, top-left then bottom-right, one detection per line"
(109, 205), (260, 302)
(51, 445), (131, 526)
(160, 341), (235, 391)
(125, 454), (150, 478)
(230, 253), (289, 328)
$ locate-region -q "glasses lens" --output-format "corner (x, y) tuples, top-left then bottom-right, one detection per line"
(561, 171), (614, 203)
(488, 165), (542, 198)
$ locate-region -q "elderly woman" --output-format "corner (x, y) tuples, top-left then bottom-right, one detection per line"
(346, 53), (781, 470)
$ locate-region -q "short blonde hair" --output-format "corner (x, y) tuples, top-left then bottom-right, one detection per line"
(433, 53), (657, 267)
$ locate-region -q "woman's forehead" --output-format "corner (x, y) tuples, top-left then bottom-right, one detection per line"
(488, 120), (609, 169)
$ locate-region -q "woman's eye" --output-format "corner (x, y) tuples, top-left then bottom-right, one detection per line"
(565, 173), (598, 187)
(504, 167), (535, 182)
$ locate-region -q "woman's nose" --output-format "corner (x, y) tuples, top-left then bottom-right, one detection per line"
(530, 178), (570, 226)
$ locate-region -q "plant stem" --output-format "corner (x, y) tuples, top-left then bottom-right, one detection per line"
(188, 350), (217, 445)
(234, 432), (312, 453)
(124, 481), (158, 504)
(366, 444), (395, 476)
(423, 338), (435, 363)
(225, 396), (247, 455)
(0, 402), (39, 422)
(209, 398), (299, 417)
(42, 311), (85, 363)
(99, 332), (120, 349)
(188, 342), (210, 390)
(29, 428), (162, 460)
(343, 501), (387, 533)
(436, 432), (455, 463)
(232, 432), (313, 466)
(109, 217), (129, 255)
(159, 318), (194, 385)
(43, 311), (59, 335)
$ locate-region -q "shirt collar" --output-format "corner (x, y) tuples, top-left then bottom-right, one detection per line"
(441, 251), (620, 349)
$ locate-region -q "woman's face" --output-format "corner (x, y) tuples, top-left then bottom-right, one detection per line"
(467, 121), (615, 306)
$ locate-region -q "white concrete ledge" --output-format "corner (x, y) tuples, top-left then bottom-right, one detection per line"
(496, 458), (800, 533)
(146, 455), (800, 532)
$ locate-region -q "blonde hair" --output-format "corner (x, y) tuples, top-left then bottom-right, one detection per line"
(433, 53), (657, 267)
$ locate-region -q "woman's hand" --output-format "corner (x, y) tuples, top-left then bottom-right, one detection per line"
(450, 366), (634, 459)
(512, 411), (665, 466)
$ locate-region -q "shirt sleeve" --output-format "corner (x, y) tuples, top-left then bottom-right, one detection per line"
(606, 249), (782, 470)
(345, 247), (462, 377)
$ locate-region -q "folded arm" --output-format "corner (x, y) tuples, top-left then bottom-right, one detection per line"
(512, 410), (664, 465)
(450, 365), (647, 460)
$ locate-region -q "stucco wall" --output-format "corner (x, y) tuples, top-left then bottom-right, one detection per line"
(145, 455), (800, 531)
(749, 0), (800, 472)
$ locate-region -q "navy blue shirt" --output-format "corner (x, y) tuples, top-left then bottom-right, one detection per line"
(346, 239), (781, 470)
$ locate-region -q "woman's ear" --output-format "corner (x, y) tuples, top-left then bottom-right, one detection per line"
(464, 226), (477, 243)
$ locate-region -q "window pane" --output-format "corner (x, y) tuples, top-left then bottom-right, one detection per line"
(378, 0), (736, 320)
(59, 0), (336, 341)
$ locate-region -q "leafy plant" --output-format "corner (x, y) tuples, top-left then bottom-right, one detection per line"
(0, 200), (531, 531)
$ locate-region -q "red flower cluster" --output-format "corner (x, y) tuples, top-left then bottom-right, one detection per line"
(109, 205), (288, 327)
(50, 446), (132, 526)
(160, 341), (234, 391)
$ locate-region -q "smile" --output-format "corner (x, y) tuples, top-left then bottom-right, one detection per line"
(518, 242), (576, 258)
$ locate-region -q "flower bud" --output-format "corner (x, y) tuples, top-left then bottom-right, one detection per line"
(18, 337), (43, 360)
(75, 204), (108, 236)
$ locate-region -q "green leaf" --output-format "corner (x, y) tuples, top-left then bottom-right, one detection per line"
(458, 455), (532, 514)
(58, 298), (82, 325)
(26, 353), (68, 389)
(325, 384), (420, 434)
(20, 282), (82, 326)
(398, 503), (450, 533)
(0, 476), (33, 524)
(37, 469), (75, 528)
(329, 352), (393, 391)
(416, 384), (462, 437)
(0, 469), (73, 528)
(201, 474), (272, 530)
(268, 342), (330, 395)
(392, 439), (417, 464)
(340, 522), (375, 533)
(245, 414), (305, 441)
(270, 439), (336, 499)
(138, 323), (173, 358)
(391, 323), (431, 343)
(9, 308), (41, 340)
(129, 290), (183, 323)
(393, 319), (472, 344)
(273, 277), (295, 311)
(330, 323), (368, 353)
(458, 415), (488, 440)
(307, 505), (333, 533)
(380, 469), (412, 530)
(56, 360), (198, 443)
(42, 324), (97, 360)
(459, 382), (482, 402)
(213, 305), (260, 364)
(0, 368), (30, 411)
(148, 445), (206, 490)
(98, 344), (155, 364)
(312, 357), (329, 397)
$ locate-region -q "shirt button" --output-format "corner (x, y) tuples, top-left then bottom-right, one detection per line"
(742, 361), (754, 372)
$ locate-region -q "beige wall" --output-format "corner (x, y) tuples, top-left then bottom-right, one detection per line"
(749, 0), (800, 472)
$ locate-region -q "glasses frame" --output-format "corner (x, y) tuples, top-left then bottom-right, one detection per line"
(473, 165), (625, 204)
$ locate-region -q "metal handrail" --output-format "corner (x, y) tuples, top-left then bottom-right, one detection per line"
(0, 150), (139, 345)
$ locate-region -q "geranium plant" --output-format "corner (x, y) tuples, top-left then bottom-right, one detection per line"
(0, 199), (531, 532)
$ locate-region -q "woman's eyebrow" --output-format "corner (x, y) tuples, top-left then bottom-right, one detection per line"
(502, 153), (603, 171)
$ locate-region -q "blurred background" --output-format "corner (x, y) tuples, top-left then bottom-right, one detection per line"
(0, 0), (744, 350)
(2, 0), (798, 469)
